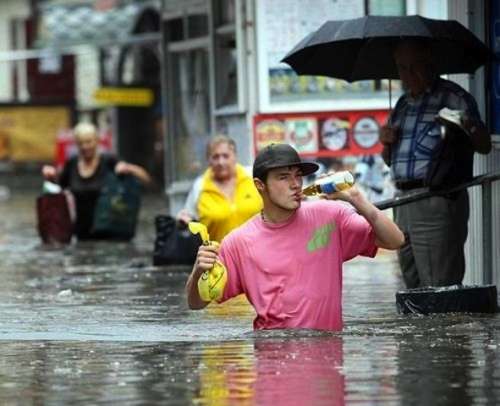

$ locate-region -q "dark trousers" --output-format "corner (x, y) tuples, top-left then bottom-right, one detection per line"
(394, 190), (469, 288)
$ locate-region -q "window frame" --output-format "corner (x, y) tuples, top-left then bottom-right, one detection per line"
(163, 6), (214, 183)
(210, 0), (247, 116)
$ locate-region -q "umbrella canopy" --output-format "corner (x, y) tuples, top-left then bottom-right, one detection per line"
(281, 15), (493, 82)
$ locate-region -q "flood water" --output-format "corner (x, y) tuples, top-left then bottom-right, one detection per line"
(1, 187), (500, 405)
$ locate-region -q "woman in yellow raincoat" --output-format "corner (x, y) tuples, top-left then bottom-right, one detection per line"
(177, 135), (262, 242)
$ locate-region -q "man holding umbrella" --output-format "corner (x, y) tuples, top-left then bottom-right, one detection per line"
(380, 38), (491, 288)
(281, 15), (493, 289)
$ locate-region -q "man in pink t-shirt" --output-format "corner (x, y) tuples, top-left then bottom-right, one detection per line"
(186, 144), (405, 331)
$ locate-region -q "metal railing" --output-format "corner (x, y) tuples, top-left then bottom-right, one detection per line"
(374, 170), (500, 285)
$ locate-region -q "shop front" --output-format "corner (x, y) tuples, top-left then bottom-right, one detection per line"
(36, 0), (163, 185)
(161, 0), (449, 213)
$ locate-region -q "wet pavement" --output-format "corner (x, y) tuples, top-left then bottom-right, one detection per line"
(1, 186), (500, 405)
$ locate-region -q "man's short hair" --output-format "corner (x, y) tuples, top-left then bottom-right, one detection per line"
(206, 134), (237, 158)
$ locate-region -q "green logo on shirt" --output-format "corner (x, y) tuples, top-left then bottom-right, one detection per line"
(307, 222), (337, 252)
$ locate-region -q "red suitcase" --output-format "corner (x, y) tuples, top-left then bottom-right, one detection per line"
(36, 193), (73, 244)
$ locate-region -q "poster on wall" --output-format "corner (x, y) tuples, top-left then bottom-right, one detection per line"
(0, 105), (72, 162)
(321, 118), (349, 151)
(256, 0), (406, 108)
(262, 0), (363, 71)
(253, 110), (389, 158)
(254, 109), (396, 204)
(255, 119), (287, 151)
(255, 0), (412, 112)
(352, 117), (380, 149)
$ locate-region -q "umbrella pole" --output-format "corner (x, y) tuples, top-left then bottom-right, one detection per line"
(388, 79), (392, 112)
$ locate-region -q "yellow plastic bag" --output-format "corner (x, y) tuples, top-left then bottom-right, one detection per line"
(188, 222), (228, 302)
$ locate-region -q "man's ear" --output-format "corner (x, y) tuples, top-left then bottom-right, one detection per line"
(254, 178), (265, 193)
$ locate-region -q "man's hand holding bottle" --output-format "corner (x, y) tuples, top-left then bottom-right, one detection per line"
(302, 171), (362, 204)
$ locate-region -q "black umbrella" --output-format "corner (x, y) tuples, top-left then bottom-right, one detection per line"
(281, 15), (492, 82)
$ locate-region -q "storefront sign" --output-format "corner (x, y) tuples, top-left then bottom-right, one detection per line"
(0, 105), (71, 162)
(253, 110), (388, 157)
(94, 87), (154, 106)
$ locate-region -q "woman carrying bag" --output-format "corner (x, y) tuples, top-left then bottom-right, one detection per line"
(41, 122), (151, 241)
(153, 135), (262, 266)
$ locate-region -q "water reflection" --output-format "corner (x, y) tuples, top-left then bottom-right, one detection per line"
(396, 332), (473, 405)
(194, 341), (255, 405)
(254, 337), (345, 405)
(193, 337), (345, 406)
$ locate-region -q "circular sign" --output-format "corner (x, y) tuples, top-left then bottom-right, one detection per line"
(288, 120), (313, 147)
(353, 117), (380, 149)
(321, 118), (348, 151)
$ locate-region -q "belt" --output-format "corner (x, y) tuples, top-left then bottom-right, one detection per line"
(395, 179), (426, 190)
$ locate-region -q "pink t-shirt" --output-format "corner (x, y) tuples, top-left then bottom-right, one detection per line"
(218, 200), (377, 331)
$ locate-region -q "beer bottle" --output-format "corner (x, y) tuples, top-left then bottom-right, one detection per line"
(302, 171), (354, 196)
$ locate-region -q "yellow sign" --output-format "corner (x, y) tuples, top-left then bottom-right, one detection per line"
(94, 87), (154, 106)
(255, 119), (286, 151)
(0, 106), (71, 162)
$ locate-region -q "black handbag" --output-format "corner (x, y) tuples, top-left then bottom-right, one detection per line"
(153, 215), (202, 266)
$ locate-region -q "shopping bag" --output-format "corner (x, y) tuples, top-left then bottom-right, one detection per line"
(91, 173), (141, 240)
(36, 192), (73, 244)
(153, 215), (202, 266)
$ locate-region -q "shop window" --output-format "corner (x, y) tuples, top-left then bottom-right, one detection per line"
(187, 14), (209, 38)
(171, 49), (211, 181)
(167, 18), (184, 41)
(368, 0), (405, 15)
(166, 15), (208, 42)
(164, 7), (212, 181)
(99, 46), (121, 86)
(367, 0), (406, 92)
(213, 0), (238, 109)
(214, 0), (235, 25)
(120, 46), (138, 85)
(257, 0), (432, 110)
(214, 33), (237, 108)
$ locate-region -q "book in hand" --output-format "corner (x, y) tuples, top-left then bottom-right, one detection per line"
(435, 107), (469, 138)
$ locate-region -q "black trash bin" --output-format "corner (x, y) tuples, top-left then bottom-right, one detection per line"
(396, 284), (498, 315)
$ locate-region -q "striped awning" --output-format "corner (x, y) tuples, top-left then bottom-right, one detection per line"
(37, 1), (160, 48)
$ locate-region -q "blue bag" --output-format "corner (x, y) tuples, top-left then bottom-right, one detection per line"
(91, 173), (141, 240)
